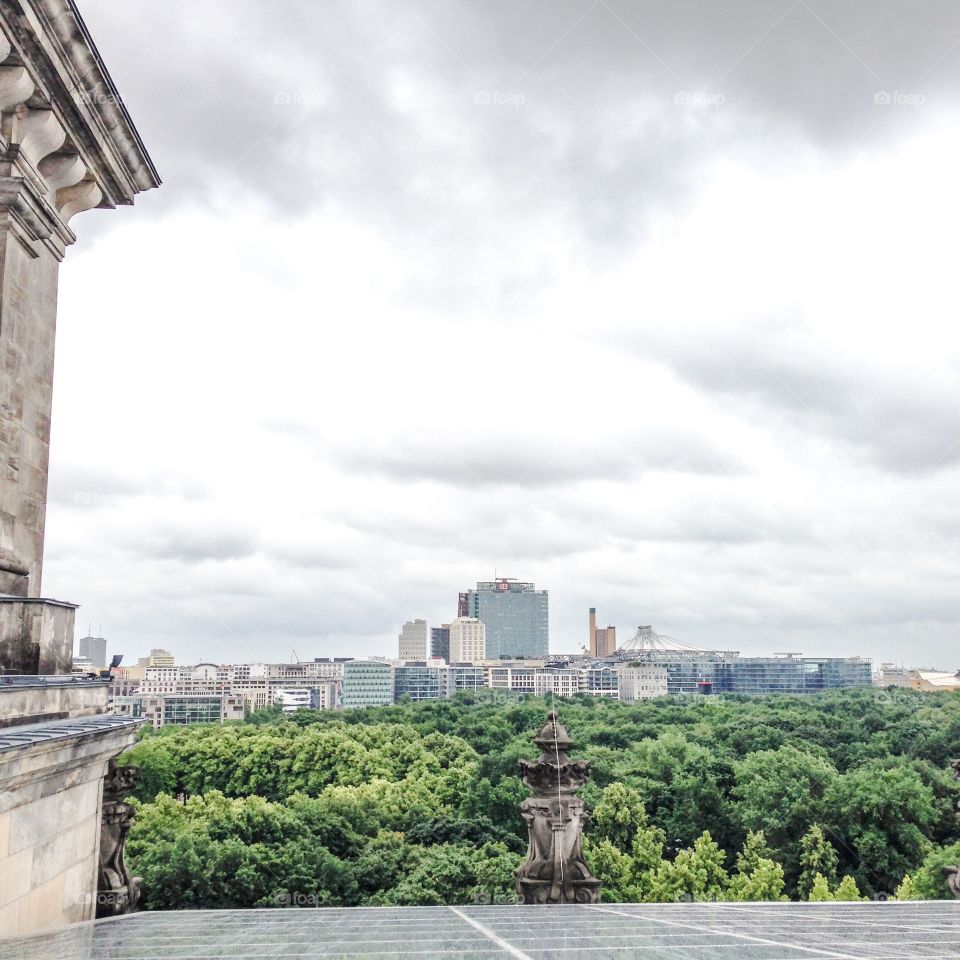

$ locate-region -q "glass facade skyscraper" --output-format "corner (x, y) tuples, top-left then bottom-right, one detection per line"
(464, 579), (549, 659)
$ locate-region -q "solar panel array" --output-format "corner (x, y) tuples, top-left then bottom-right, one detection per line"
(2, 901), (958, 959)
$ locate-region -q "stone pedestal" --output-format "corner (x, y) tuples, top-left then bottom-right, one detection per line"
(0, 596), (76, 675)
(516, 711), (600, 904)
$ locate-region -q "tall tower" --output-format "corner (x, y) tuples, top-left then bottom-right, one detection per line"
(463, 578), (548, 659)
(588, 608), (616, 658)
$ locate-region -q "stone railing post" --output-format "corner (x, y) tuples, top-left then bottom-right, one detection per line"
(97, 759), (141, 917)
(516, 711), (600, 904)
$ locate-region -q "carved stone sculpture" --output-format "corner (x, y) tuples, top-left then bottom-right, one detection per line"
(515, 711), (600, 904)
(97, 759), (141, 917)
(947, 759), (960, 900)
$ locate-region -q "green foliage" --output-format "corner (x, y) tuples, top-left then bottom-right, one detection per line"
(805, 872), (866, 901)
(733, 746), (838, 888)
(825, 759), (937, 896)
(121, 688), (960, 908)
(797, 826), (838, 899)
(590, 783), (650, 850)
(647, 832), (729, 902)
(726, 831), (787, 902)
(902, 841), (960, 900)
(833, 875), (868, 901)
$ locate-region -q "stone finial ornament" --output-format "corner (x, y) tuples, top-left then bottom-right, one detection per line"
(97, 759), (142, 917)
(515, 711), (600, 904)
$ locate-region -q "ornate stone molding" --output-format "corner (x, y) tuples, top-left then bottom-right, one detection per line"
(0, 0), (159, 259)
(96, 758), (141, 917)
(515, 711), (601, 904)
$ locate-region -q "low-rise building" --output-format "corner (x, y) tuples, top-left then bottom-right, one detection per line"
(910, 670), (960, 692)
(275, 689), (313, 712)
(447, 664), (486, 695)
(488, 665), (581, 698)
(393, 660), (449, 702)
(341, 659), (393, 708)
(618, 662), (669, 701)
(141, 694), (245, 729)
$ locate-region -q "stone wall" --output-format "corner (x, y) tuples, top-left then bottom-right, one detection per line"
(0, 716), (142, 936)
(0, 597), (76, 675)
(0, 229), (61, 598)
(0, 677), (108, 726)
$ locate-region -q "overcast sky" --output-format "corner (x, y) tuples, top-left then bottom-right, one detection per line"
(45, 0), (960, 668)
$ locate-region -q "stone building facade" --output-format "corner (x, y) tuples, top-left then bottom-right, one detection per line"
(0, 0), (158, 938)
(0, 0), (158, 671)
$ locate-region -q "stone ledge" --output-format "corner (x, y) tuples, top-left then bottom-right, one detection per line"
(0, 715), (144, 810)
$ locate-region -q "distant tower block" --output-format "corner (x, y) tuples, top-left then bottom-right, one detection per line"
(516, 711), (600, 904)
(588, 608), (616, 658)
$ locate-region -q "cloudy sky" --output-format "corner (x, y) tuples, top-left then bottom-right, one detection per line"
(45, 0), (960, 668)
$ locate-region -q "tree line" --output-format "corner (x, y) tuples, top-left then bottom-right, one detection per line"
(121, 687), (960, 906)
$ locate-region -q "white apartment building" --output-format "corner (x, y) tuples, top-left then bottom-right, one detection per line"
(488, 666), (581, 698)
(275, 689), (312, 712)
(618, 662), (669, 701)
(398, 619), (429, 660)
(449, 617), (486, 662)
(138, 660), (347, 713)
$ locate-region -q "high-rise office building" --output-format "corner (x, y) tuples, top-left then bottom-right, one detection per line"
(430, 624), (451, 660)
(588, 609), (616, 658)
(77, 635), (107, 670)
(464, 579), (548, 659)
(448, 617), (486, 662)
(398, 619), (428, 660)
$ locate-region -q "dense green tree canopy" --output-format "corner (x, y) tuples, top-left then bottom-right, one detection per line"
(121, 688), (960, 907)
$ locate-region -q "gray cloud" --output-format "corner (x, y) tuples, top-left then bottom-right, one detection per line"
(79, 0), (960, 243)
(646, 334), (960, 473)
(337, 432), (742, 487)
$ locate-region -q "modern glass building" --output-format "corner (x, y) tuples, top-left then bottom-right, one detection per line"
(430, 625), (450, 660)
(447, 664), (486, 695)
(464, 579), (548, 659)
(159, 695), (223, 725)
(583, 663), (620, 697)
(616, 649), (871, 695)
(341, 659), (393, 708)
(392, 662), (447, 701)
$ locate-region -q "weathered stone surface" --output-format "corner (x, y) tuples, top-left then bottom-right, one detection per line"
(0, 715), (143, 936)
(0, 0), (159, 670)
(0, 599), (78, 675)
(0, 675), (108, 725)
(515, 711), (601, 904)
(946, 759), (960, 900)
(96, 759), (140, 917)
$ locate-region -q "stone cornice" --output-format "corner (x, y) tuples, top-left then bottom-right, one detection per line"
(0, 0), (159, 251)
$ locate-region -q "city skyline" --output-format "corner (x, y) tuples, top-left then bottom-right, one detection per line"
(42, 0), (960, 672)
